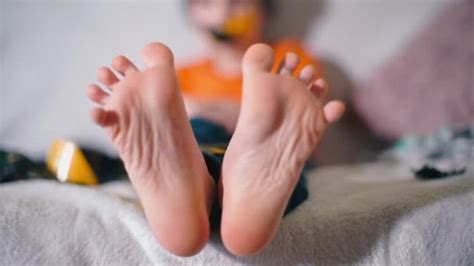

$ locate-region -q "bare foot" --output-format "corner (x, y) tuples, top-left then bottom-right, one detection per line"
(86, 43), (215, 256)
(220, 44), (345, 256)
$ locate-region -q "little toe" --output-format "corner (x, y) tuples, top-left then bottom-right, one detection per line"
(140, 42), (174, 68)
(323, 100), (346, 124)
(242, 43), (275, 76)
(97, 67), (119, 87)
(277, 52), (300, 75)
(87, 84), (109, 104)
(90, 107), (118, 127)
(112, 55), (138, 76)
(309, 79), (329, 98)
(299, 65), (315, 84)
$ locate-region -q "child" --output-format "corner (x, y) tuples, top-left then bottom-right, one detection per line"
(180, 0), (323, 132)
(86, 0), (345, 257)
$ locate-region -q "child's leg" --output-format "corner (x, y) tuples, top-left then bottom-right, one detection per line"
(86, 43), (215, 257)
(221, 44), (345, 256)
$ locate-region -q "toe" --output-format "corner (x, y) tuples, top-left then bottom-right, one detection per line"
(87, 84), (109, 104)
(242, 43), (275, 76)
(277, 52), (300, 75)
(90, 108), (117, 127)
(97, 67), (119, 87)
(299, 65), (315, 84)
(323, 100), (345, 123)
(112, 55), (138, 76)
(310, 79), (328, 98)
(140, 42), (174, 68)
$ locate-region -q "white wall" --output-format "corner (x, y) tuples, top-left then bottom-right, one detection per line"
(0, 0), (449, 158)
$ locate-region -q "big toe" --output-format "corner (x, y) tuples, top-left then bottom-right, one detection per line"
(140, 42), (174, 68)
(242, 43), (275, 76)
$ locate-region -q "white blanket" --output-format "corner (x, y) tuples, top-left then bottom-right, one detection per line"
(1, 162), (473, 265)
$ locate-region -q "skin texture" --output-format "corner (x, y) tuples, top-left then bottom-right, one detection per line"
(87, 43), (215, 257)
(87, 42), (344, 257)
(220, 43), (344, 256)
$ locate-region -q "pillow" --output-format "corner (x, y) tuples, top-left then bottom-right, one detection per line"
(354, 1), (474, 140)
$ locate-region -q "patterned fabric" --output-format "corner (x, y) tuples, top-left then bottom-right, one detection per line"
(384, 124), (474, 179)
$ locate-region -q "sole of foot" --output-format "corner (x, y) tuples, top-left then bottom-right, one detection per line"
(87, 42), (215, 256)
(220, 43), (345, 256)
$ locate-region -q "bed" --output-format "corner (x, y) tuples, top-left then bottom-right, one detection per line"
(1, 162), (472, 265)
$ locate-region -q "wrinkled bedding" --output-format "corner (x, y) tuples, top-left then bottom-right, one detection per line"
(1, 162), (473, 265)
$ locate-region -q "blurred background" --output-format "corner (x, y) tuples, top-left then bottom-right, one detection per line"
(0, 0), (471, 165)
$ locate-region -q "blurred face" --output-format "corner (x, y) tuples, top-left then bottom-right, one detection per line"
(188, 0), (266, 49)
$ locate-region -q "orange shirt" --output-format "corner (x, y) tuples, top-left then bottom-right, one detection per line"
(177, 39), (322, 102)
